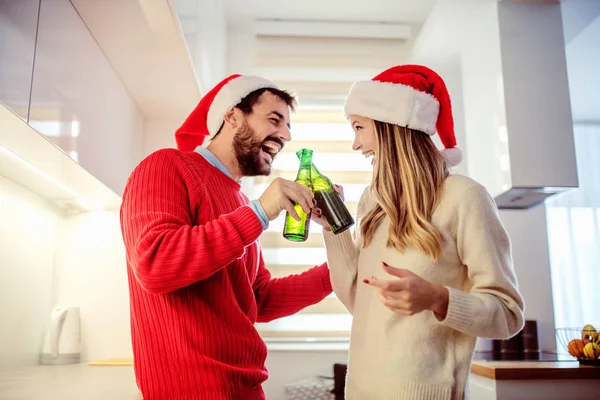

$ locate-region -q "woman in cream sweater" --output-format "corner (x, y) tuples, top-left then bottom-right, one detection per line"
(314, 65), (525, 400)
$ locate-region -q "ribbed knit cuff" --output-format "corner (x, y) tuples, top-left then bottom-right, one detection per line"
(316, 262), (333, 293)
(346, 378), (463, 400)
(381, 381), (462, 400)
(229, 206), (264, 246)
(322, 230), (357, 273)
(436, 286), (475, 332)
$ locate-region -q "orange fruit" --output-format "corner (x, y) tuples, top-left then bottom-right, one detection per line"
(568, 339), (585, 358)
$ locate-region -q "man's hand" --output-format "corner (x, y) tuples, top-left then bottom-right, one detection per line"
(312, 184), (345, 229)
(258, 177), (315, 221)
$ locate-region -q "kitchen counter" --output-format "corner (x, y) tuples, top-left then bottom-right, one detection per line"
(469, 360), (600, 399)
(0, 363), (140, 400)
(471, 360), (600, 380)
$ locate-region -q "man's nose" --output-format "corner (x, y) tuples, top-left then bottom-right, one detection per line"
(278, 125), (292, 143)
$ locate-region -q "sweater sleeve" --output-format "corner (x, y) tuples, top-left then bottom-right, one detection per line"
(253, 257), (332, 323)
(322, 187), (371, 314)
(120, 149), (263, 294)
(437, 184), (525, 339)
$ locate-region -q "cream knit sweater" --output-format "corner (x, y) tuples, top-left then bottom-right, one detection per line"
(323, 174), (525, 400)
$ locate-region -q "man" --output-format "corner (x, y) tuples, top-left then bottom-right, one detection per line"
(120, 74), (332, 400)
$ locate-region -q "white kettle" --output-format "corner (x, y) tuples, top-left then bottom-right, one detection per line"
(40, 305), (82, 365)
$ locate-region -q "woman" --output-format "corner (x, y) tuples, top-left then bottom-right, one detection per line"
(314, 65), (524, 400)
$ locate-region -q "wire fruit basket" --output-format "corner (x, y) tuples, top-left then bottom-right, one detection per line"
(556, 325), (600, 365)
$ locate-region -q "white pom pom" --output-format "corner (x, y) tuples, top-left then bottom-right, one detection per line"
(440, 147), (463, 167)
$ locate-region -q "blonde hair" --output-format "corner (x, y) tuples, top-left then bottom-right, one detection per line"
(360, 121), (449, 261)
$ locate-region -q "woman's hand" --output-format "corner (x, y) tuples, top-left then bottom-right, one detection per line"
(364, 262), (449, 319)
(311, 184), (345, 230)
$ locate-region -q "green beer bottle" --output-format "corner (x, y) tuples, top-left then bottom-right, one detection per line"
(310, 159), (355, 235)
(283, 148), (314, 242)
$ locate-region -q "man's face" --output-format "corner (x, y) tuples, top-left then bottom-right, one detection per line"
(233, 91), (292, 176)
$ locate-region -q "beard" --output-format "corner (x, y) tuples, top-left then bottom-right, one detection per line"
(232, 121), (279, 177)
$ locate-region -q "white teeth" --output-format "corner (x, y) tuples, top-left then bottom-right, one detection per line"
(363, 151), (374, 158)
(263, 142), (280, 155)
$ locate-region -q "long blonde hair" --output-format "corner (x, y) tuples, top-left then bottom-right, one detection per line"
(360, 121), (449, 261)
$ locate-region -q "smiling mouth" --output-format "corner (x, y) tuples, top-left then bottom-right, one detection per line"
(363, 150), (375, 166)
(261, 140), (282, 162)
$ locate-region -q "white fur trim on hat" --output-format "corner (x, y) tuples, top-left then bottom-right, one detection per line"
(207, 75), (279, 137)
(440, 146), (463, 167)
(344, 80), (440, 135)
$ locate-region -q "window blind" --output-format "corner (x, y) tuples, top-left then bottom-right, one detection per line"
(252, 120), (373, 339)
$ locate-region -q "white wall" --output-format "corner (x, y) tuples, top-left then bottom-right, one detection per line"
(143, 119), (181, 156)
(228, 24), (258, 74)
(0, 177), (61, 370)
(499, 208), (555, 351)
(420, 59), (468, 178)
(55, 210), (132, 362)
(0, 178), (131, 367)
(193, 0), (228, 92)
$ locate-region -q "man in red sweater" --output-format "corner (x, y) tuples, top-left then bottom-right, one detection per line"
(120, 74), (332, 400)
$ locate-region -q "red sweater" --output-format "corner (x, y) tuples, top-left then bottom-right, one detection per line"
(120, 149), (332, 400)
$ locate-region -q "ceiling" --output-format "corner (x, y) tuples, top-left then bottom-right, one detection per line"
(71, 0), (201, 120)
(173, 0), (436, 117)
(172, 0), (600, 122)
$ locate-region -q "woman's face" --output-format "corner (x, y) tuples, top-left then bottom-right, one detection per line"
(349, 115), (377, 165)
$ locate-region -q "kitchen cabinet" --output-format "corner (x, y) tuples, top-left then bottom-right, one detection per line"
(0, 0), (40, 121)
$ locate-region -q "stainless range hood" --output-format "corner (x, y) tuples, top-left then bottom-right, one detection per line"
(495, 187), (575, 210)
(493, 3), (578, 210)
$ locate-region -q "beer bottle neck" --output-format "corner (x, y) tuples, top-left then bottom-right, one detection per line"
(295, 149), (313, 182)
(311, 162), (324, 178)
(296, 161), (312, 180)
(310, 161), (332, 191)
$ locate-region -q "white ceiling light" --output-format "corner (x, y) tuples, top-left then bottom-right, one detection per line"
(255, 18), (412, 40)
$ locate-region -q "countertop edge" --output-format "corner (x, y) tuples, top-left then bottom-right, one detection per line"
(470, 360), (600, 380)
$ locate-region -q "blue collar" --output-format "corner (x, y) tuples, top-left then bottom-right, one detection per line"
(194, 146), (240, 183)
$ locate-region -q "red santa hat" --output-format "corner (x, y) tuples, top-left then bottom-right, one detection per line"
(344, 64), (463, 166)
(175, 74), (280, 151)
